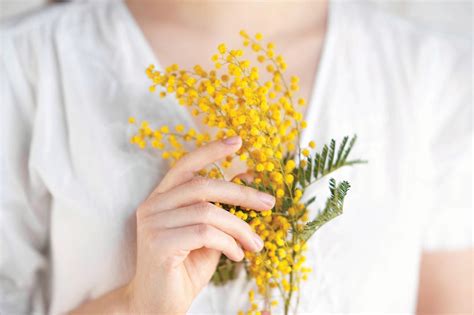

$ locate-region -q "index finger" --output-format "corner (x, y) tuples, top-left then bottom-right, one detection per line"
(154, 136), (242, 194)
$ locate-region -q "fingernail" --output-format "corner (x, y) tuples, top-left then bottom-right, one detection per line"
(252, 233), (264, 251)
(258, 192), (275, 207)
(222, 136), (241, 145)
(237, 247), (245, 260)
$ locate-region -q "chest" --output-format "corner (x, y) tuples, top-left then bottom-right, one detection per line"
(149, 32), (325, 133)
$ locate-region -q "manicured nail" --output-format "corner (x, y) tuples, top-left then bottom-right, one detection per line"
(252, 233), (264, 251)
(237, 247), (245, 260)
(258, 192), (275, 207)
(222, 136), (241, 145)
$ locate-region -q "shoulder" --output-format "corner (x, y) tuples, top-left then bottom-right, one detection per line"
(333, 2), (470, 71)
(336, 2), (470, 50)
(332, 2), (471, 102)
(1, 1), (112, 39)
(0, 1), (122, 63)
(0, 1), (125, 87)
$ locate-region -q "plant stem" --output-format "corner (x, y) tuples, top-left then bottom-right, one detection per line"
(284, 232), (297, 315)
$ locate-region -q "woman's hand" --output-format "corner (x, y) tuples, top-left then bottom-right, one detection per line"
(127, 136), (274, 313)
(70, 136), (274, 314)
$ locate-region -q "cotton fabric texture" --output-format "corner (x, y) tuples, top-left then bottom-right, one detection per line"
(0, 0), (471, 314)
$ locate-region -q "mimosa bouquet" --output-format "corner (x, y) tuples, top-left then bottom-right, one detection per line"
(129, 31), (364, 315)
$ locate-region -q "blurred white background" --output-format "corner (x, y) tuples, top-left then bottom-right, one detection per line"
(0, 0), (472, 38)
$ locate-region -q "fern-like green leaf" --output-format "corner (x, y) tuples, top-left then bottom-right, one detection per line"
(326, 139), (336, 172)
(302, 135), (366, 188)
(305, 156), (313, 182)
(300, 179), (351, 242)
(319, 145), (328, 177)
(341, 135), (357, 164)
(304, 196), (317, 207)
(335, 136), (349, 167)
(211, 255), (239, 285)
(313, 153), (321, 179)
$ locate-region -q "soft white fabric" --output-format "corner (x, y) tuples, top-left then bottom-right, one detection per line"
(0, 1), (471, 314)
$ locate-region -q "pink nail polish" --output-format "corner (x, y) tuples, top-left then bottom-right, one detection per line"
(253, 233), (264, 251)
(222, 136), (241, 145)
(258, 192), (275, 207)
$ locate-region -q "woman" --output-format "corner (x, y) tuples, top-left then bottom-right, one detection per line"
(1, 0), (471, 314)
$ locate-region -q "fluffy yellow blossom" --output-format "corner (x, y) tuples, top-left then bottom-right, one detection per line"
(218, 43), (227, 54)
(276, 189), (285, 198)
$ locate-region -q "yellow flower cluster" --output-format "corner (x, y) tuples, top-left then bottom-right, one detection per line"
(129, 31), (317, 315)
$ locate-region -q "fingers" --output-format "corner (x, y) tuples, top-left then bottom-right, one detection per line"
(156, 224), (245, 262)
(145, 177), (275, 214)
(150, 202), (264, 252)
(154, 136), (242, 194)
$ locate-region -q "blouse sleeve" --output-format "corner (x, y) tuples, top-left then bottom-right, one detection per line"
(0, 32), (51, 314)
(418, 34), (472, 251)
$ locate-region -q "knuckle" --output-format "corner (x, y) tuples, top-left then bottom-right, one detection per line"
(195, 223), (210, 240)
(240, 220), (253, 234)
(216, 143), (230, 156)
(195, 202), (213, 223)
(135, 203), (149, 221)
(233, 222), (251, 241)
(223, 208), (248, 230)
(238, 183), (249, 195)
(250, 188), (263, 201)
(190, 176), (210, 187)
(235, 184), (252, 205)
(226, 235), (238, 250)
(190, 177), (212, 198)
(190, 176), (207, 186)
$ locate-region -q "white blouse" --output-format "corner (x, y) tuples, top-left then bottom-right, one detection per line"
(1, 1), (471, 314)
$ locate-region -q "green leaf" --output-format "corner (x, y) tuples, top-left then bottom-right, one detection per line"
(313, 153), (321, 179)
(304, 196), (316, 207)
(211, 255), (239, 286)
(335, 136), (349, 167)
(282, 196), (293, 213)
(300, 179), (351, 242)
(304, 135), (367, 188)
(305, 156), (313, 182)
(319, 145), (328, 177)
(298, 165), (306, 187)
(341, 135), (357, 163)
(326, 139), (336, 173)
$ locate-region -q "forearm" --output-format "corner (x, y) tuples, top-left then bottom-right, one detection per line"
(69, 285), (131, 315)
(416, 249), (473, 314)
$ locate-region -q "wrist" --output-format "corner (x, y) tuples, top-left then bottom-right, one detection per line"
(120, 281), (136, 314)
(68, 283), (134, 315)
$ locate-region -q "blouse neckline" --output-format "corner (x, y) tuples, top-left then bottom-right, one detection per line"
(117, 0), (338, 149)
